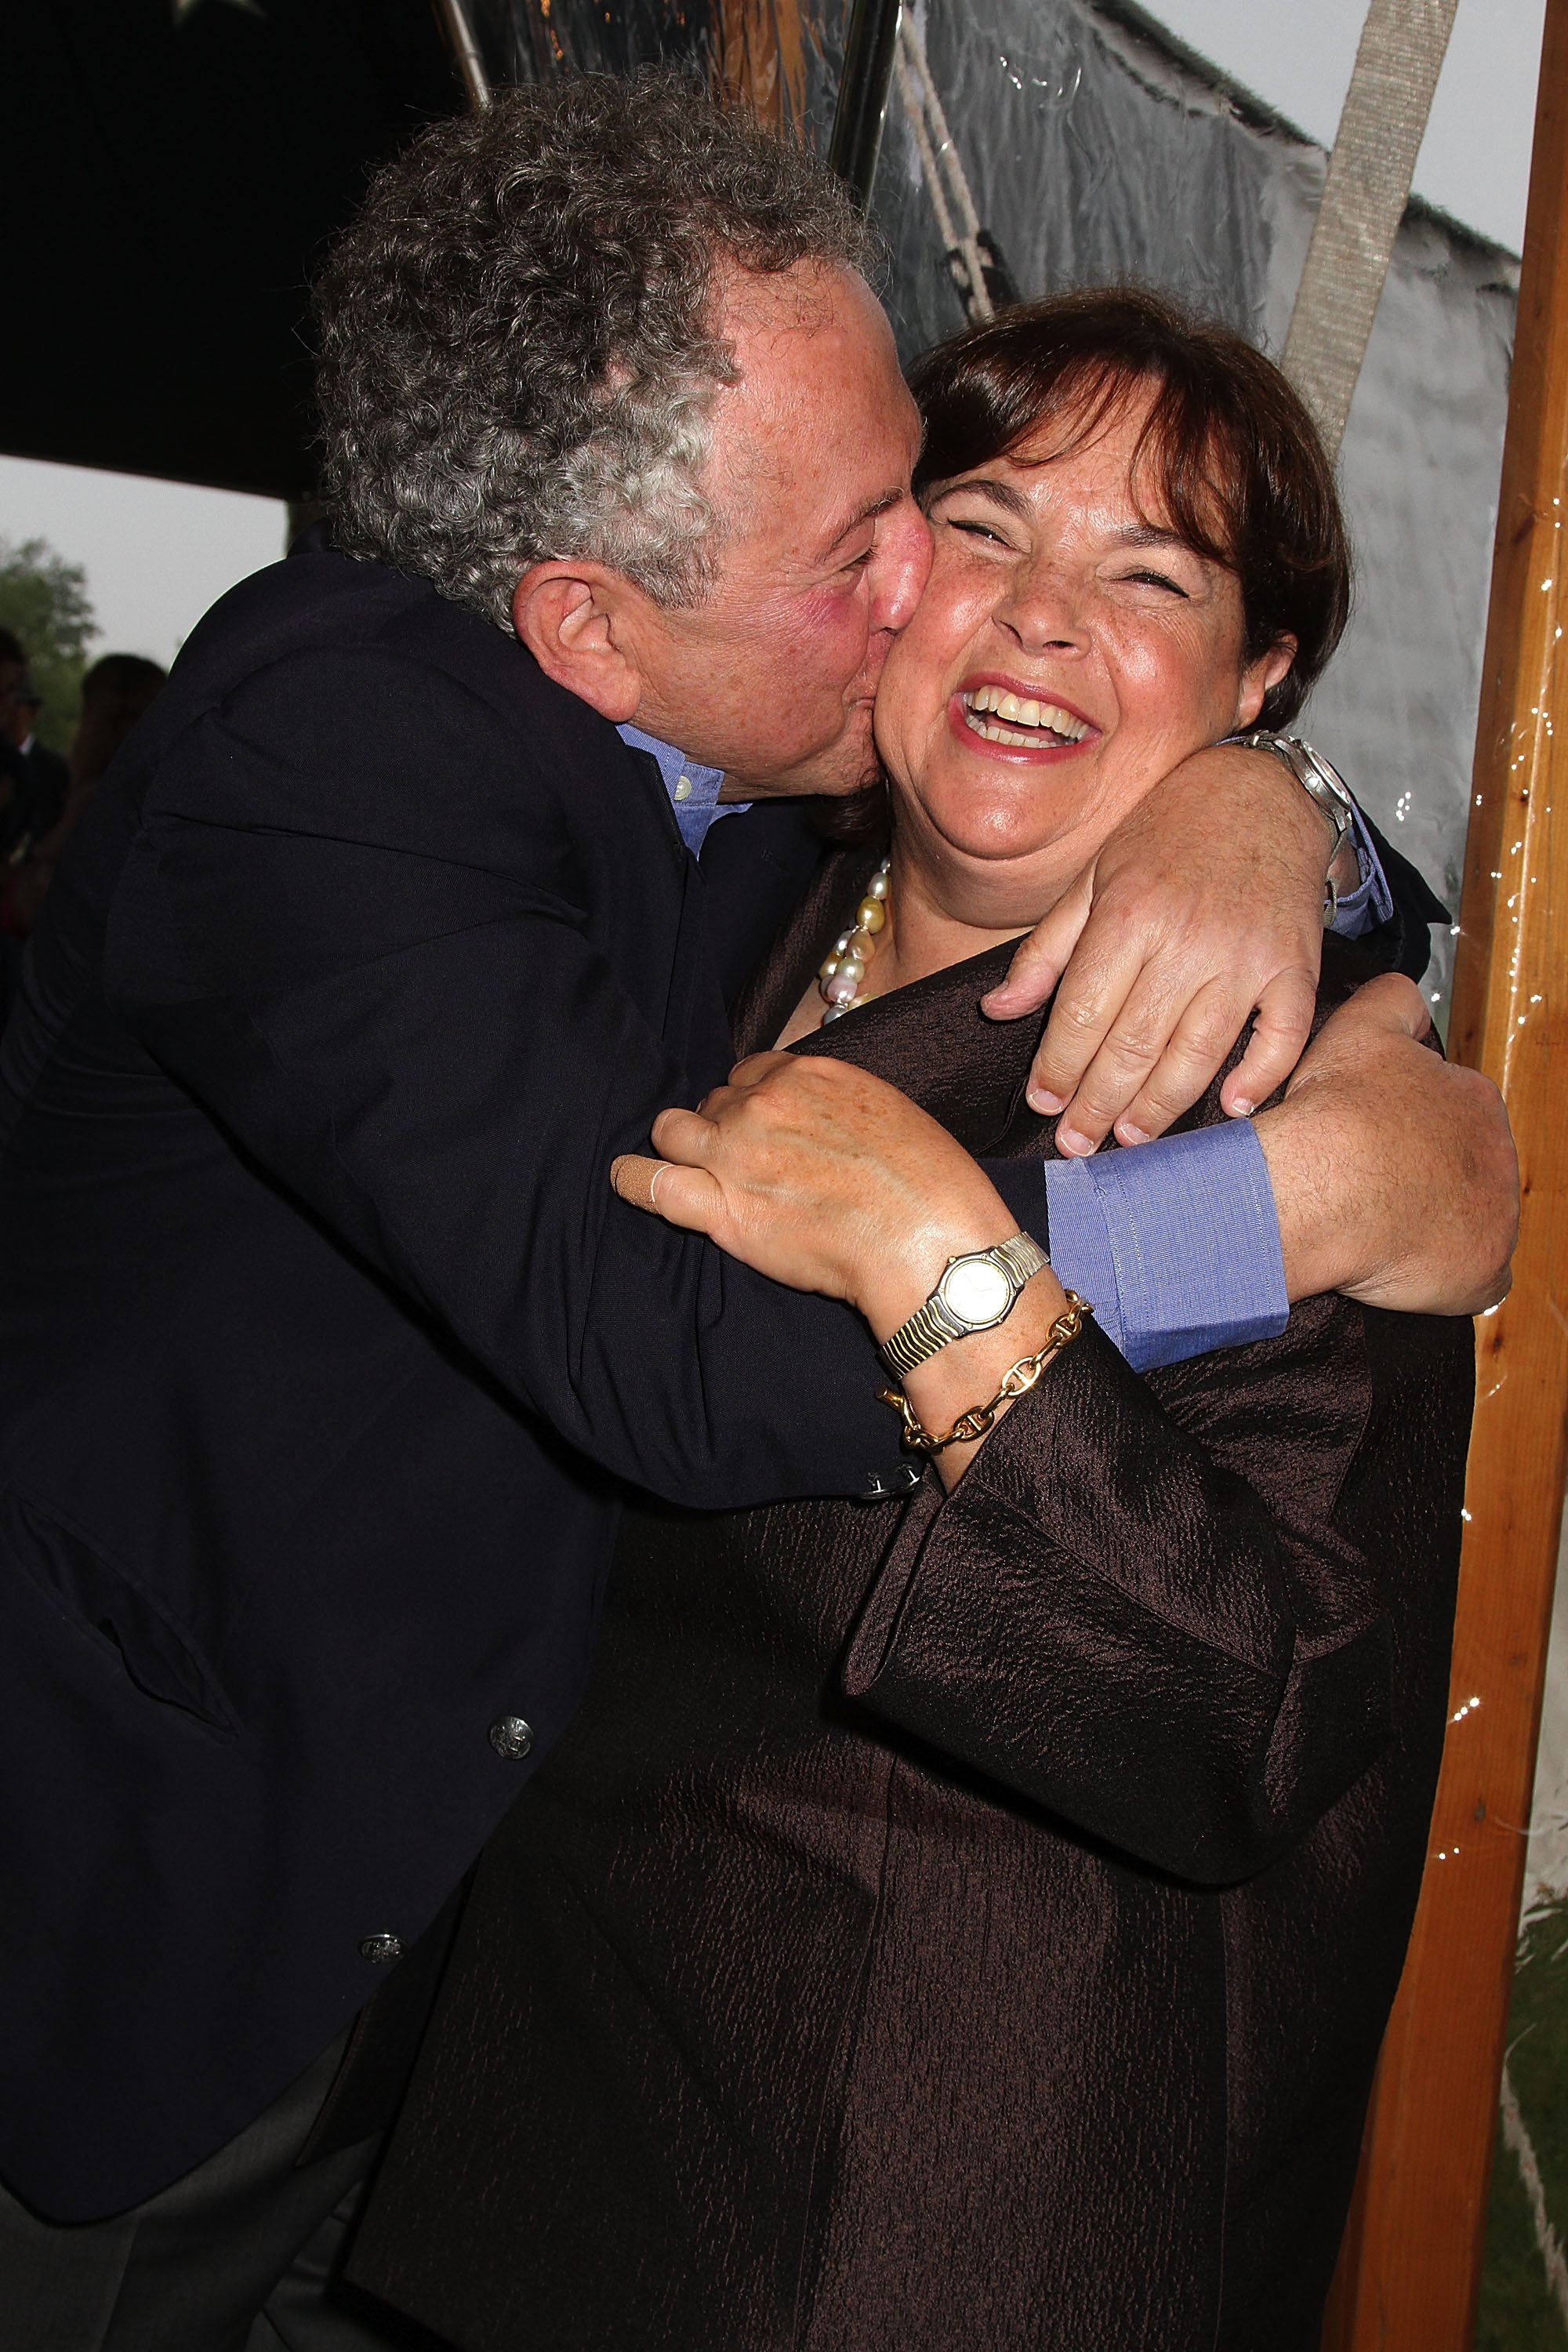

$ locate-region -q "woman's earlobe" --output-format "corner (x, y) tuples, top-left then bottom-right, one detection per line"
(1234, 635), (1298, 730)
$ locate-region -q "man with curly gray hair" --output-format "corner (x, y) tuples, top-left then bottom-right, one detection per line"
(309, 74), (940, 818)
(0, 69), (1494, 2352)
(316, 76), (873, 621)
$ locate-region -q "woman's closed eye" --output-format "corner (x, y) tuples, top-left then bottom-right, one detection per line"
(1119, 568), (1191, 597)
(927, 492), (1026, 552)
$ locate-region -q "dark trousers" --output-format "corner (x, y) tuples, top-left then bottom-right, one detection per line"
(0, 2033), (436, 2352)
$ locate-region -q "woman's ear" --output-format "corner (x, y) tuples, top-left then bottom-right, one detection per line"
(1233, 634), (1299, 731)
(511, 561), (647, 724)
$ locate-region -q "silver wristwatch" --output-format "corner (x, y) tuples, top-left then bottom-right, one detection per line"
(1222, 731), (1356, 861)
(880, 1232), (1051, 1381)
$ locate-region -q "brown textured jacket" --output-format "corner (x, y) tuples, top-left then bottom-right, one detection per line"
(352, 847), (1474, 2352)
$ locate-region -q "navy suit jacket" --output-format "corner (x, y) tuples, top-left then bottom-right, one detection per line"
(0, 545), (960, 2222)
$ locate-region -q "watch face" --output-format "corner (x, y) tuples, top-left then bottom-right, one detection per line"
(939, 1256), (1011, 1328)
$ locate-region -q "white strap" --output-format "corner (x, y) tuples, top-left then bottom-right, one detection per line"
(1282, 0), (1459, 457)
(898, 13), (995, 326)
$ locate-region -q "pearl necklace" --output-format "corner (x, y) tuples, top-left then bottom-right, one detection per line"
(818, 857), (891, 1025)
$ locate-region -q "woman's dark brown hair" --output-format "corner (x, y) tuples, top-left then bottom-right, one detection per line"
(911, 286), (1352, 731)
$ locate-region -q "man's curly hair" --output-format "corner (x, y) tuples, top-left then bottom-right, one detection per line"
(314, 74), (870, 626)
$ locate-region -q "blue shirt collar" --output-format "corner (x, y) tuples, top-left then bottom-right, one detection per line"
(617, 723), (746, 855)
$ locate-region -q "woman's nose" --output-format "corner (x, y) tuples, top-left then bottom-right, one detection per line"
(997, 568), (1089, 653)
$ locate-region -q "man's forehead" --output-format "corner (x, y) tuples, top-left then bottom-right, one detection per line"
(713, 251), (880, 336)
(710, 278), (917, 554)
(716, 263), (902, 416)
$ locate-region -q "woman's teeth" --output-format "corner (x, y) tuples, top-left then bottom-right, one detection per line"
(961, 684), (1091, 748)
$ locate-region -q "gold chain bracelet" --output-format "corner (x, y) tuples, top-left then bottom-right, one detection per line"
(877, 1291), (1092, 1456)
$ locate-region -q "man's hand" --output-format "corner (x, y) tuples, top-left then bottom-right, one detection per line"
(1254, 976), (1517, 1316)
(982, 742), (1340, 1155)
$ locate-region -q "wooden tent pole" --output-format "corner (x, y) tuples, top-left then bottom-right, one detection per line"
(711, 0), (810, 140)
(1323, 5), (1568, 2342)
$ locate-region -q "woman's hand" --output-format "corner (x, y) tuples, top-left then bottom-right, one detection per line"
(612, 1054), (1071, 1484)
(1254, 975), (1518, 1315)
(612, 1053), (1024, 1341)
(982, 742), (1338, 1153)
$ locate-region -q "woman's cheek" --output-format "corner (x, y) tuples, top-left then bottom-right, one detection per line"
(873, 697), (924, 793)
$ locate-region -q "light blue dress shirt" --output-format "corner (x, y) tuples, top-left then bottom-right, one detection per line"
(619, 724), (1395, 1370)
(619, 725), (735, 855)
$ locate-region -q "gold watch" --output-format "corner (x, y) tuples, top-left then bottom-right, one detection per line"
(879, 1233), (1050, 1380)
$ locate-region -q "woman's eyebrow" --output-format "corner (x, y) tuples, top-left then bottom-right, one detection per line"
(932, 474), (1033, 520)
(1116, 522), (1200, 554)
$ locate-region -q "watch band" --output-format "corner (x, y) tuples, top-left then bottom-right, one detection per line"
(1222, 731), (1356, 860)
(880, 1232), (1051, 1381)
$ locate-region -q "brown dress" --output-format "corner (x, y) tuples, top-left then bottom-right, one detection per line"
(351, 847), (1475, 2352)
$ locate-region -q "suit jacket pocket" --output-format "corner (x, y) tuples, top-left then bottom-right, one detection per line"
(0, 1488), (240, 1740)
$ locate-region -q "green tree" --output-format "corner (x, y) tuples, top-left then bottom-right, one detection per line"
(0, 536), (99, 755)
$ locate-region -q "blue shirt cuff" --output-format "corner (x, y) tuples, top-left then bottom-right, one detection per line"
(1330, 808), (1395, 940)
(1042, 1120), (1288, 1371)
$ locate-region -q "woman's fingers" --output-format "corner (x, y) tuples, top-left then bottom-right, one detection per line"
(722, 1050), (796, 1091)
(609, 1154), (725, 1233)
(610, 1056), (1022, 1330)
(1217, 964), (1320, 1119)
(608, 1156), (673, 1214)
(648, 1104), (720, 1164)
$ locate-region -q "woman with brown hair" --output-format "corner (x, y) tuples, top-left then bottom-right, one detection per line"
(357, 292), (1483, 2350)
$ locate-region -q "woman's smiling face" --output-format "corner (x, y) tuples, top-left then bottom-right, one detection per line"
(874, 381), (1295, 923)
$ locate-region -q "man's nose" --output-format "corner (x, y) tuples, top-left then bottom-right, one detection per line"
(869, 503), (933, 637)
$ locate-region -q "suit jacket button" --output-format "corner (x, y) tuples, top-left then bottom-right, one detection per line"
(360, 1933), (402, 1965)
(488, 1715), (534, 1759)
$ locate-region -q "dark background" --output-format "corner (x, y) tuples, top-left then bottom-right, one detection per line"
(5, 2), (466, 500)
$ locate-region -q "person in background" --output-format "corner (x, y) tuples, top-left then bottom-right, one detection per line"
(2, 652), (167, 942)
(0, 628), (69, 859)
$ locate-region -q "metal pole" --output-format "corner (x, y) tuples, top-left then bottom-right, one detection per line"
(432, 0), (493, 111)
(827, 0), (900, 209)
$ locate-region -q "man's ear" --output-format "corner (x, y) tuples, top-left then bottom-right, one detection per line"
(512, 561), (648, 725)
(1233, 634), (1299, 731)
